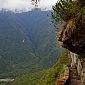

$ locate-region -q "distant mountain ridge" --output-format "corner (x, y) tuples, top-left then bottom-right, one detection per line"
(0, 10), (61, 77)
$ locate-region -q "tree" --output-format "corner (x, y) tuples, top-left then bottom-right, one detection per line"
(52, 0), (85, 54)
(31, 0), (40, 7)
(52, 0), (85, 23)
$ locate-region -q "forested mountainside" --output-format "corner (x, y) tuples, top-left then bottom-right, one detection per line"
(0, 9), (62, 77)
(0, 51), (68, 85)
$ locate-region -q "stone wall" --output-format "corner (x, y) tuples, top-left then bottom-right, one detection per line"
(77, 58), (82, 77)
(80, 57), (85, 85)
(55, 52), (85, 85)
(69, 53), (85, 85)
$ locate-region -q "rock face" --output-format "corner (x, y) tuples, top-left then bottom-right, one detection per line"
(80, 56), (85, 85)
(69, 54), (85, 85)
(57, 9), (85, 85)
(58, 16), (85, 55)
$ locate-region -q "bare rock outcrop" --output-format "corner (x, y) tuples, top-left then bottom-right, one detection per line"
(58, 16), (85, 55)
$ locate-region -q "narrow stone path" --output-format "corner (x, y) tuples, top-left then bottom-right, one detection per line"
(67, 66), (80, 85)
(55, 52), (81, 85)
(65, 52), (81, 85)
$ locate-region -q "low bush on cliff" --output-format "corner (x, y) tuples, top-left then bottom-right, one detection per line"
(52, 0), (85, 22)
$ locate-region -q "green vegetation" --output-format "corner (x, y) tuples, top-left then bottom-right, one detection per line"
(0, 82), (10, 85)
(38, 50), (69, 85)
(8, 71), (45, 85)
(52, 0), (85, 22)
(52, 0), (75, 22)
(6, 50), (69, 85)
(0, 10), (62, 77)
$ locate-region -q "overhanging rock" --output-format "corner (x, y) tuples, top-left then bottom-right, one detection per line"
(58, 16), (85, 55)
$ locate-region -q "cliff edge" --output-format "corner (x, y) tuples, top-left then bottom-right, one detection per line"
(56, 1), (85, 85)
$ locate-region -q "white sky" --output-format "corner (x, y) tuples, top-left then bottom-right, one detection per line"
(0, 0), (57, 11)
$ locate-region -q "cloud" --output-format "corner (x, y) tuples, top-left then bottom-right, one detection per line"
(0, 0), (57, 11)
(38, 0), (57, 10)
(0, 0), (31, 10)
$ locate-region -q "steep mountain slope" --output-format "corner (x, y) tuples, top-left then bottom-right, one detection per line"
(5, 51), (68, 85)
(0, 11), (35, 77)
(0, 9), (61, 77)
